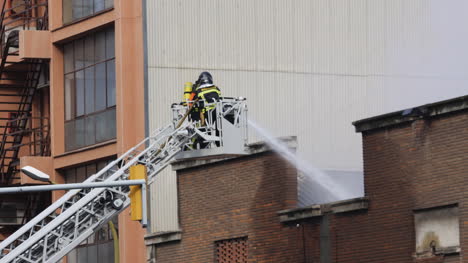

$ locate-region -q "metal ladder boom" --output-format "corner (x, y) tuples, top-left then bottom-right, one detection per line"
(0, 122), (192, 263)
(0, 98), (248, 263)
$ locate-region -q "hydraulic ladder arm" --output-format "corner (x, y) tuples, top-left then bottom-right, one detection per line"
(0, 98), (248, 263)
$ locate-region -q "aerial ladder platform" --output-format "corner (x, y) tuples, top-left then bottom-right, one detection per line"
(0, 98), (248, 263)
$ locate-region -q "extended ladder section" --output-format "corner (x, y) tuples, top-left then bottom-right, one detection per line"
(0, 98), (248, 263)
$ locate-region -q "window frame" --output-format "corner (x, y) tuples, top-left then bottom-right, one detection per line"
(63, 27), (116, 152)
(413, 204), (460, 257)
(62, 0), (114, 25)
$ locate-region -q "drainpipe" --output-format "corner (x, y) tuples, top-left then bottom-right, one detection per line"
(109, 220), (120, 263)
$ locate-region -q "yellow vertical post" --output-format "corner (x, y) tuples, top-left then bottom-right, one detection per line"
(129, 164), (147, 221)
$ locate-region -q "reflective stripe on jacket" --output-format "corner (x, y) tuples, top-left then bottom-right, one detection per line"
(196, 85), (221, 111)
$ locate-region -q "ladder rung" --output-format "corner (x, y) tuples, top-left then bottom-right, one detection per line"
(4, 147), (19, 151)
(0, 94), (22, 96)
(2, 69), (41, 73)
(0, 101), (22, 104)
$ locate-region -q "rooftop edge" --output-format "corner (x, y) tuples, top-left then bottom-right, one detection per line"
(278, 197), (369, 223)
(171, 136), (297, 171)
(352, 95), (468, 133)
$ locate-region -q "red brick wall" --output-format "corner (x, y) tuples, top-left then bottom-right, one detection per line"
(328, 111), (468, 262)
(154, 151), (301, 262)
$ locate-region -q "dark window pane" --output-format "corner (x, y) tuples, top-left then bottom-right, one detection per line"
(95, 31), (106, 62)
(95, 111), (106, 142)
(105, 0), (113, 10)
(74, 39), (84, 70)
(98, 242), (114, 263)
(95, 108), (116, 142)
(76, 70), (85, 117)
(75, 118), (85, 149)
(63, 0), (73, 24)
(84, 35), (94, 67)
(67, 249), (77, 263)
(86, 163), (97, 179)
(82, 0), (93, 17)
(105, 29), (114, 59)
(97, 224), (108, 242)
(95, 63), (106, 111)
(65, 73), (75, 120)
(85, 115), (96, 146)
(65, 167), (76, 184)
(72, 0), (83, 21)
(88, 245), (98, 263)
(97, 160), (107, 172)
(64, 121), (75, 152)
(77, 247), (87, 263)
(85, 67), (95, 114)
(64, 43), (74, 73)
(87, 233), (95, 245)
(94, 0), (105, 13)
(107, 108), (116, 139)
(66, 0), (112, 23)
(106, 60), (115, 107)
(76, 166), (86, 183)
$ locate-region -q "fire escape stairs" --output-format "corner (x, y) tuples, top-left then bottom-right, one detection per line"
(0, 0), (49, 186)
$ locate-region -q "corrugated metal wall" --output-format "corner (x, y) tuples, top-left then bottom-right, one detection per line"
(146, 0), (468, 231)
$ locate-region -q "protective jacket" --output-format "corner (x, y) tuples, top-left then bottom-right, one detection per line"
(196, 85), (221, 112)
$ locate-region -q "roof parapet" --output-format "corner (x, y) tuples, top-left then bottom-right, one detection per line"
(353, 95), (468, 133)
(278, 197), (369, 223)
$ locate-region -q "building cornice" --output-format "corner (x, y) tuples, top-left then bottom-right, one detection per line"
(353, 95), (468, 133)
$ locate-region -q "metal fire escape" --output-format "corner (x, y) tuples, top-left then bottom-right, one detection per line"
(0, 0), (50, 235)
(0, 0), (49, 186)
(0, 98), (248, 263)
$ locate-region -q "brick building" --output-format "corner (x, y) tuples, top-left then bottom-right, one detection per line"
(145, 139), (302, 262)
(146, 95), (468, 262)
(281, 95), (468, 262)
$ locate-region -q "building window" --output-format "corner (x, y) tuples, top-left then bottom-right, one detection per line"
(215, 237), (248, 263)
(64, 27), (116, 152)
(414, 205), (460, 256)
(66, 216), (117, 263)
(63, 158), (113, 183)
(63, 0), (113, 24)
(63, 159), (116, 263)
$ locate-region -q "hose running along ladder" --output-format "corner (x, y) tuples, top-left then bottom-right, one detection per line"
(0, 98), (248, 263)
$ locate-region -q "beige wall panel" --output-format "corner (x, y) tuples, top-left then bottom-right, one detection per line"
(147, 67), (181, 232)
(147, 0), (371, 75)
(254, 0), (277, 71)
(149, 168), (179, 232)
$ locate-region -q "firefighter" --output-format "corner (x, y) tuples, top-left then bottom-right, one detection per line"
(194, 71), (221, 126)
(193, 72), (221, 149)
